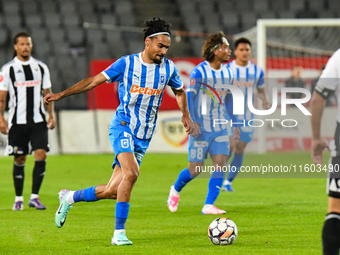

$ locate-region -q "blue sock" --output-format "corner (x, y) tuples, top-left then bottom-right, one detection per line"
(115, 202), (130, 230)
(174, 168), (194, 192)
(73, 186), (98, 202)
(205, 171), (225, 205)
(227, 153), (244, 182)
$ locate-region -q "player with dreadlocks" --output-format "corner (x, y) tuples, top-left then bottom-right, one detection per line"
(167, 31), (240, 215)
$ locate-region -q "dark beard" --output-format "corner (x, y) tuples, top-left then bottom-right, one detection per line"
(21, 55), (30, 60)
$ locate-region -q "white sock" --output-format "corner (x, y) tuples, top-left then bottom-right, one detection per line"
(30, 194), (39, 200)
(172, 186), (180, 196)
(66, 191), (75, 205)
(114, 229), (125, 237)
(224, 180), (232, 185)
(15, 196), (23, 202)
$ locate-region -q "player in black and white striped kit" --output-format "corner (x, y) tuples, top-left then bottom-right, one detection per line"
(0, 32), (56, 211)
(311, 48), (340, 255)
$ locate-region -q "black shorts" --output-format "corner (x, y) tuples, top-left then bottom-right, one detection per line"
(327, 122), (340, 198)
(7, 122), (49, 156)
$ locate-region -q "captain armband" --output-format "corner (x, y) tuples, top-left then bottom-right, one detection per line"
(314, 84), (335, 100)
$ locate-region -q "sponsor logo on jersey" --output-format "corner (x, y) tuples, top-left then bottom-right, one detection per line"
(130, 85), (163, 95)
(15, 79), (41, 87)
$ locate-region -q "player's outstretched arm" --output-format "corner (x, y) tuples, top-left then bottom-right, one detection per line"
(171, 87), (198, 137)
(0, 90), (8, 134)
(44, 73), (107, 105)
(311, 91), (329, 165)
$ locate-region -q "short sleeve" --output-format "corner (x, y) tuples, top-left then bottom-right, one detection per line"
(101, 57), (126, 83)
(42, 64), (52, 89)
(316, 49), (340, 92)
(168, 64), (183, 90)
(187, 68), (203, 94)
(257, 69), (265, 88)
(0, 67), (9, 91)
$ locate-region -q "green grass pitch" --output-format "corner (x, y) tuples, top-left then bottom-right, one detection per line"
(0, 152), (329, 254)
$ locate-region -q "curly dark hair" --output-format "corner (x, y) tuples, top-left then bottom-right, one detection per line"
(202, 31), (227, 62)
(142, 17), (171, 41)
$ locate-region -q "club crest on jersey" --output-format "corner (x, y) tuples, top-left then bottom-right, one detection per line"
(160, 74), (165, 85)
(121, 138), (130, 149)
(160, 117), (188, 147)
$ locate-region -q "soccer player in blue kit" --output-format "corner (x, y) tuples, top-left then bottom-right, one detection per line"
(223, 38), (270, 192)
(44, 17), (195, 245)
(167, 32), (240, 215)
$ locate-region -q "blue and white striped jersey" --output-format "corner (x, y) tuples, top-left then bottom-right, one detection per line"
(187, 61), (234, 133)
(102, 53), (183, 139)
(226, 60), (264, 121)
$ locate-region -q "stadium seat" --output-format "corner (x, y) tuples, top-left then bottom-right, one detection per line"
(108, 41), (127, 58)
(78, 0), (95, 15)
(127, 40), (144, 55)
(63, 14), (81, 28)
(222, 12), (240, 28)
(66, 27), (85, 46)
(307, 0), (325, 11)
(86, 29), (104, 44)
(2, 1), (20, 14)
(100, 14), (118, 26)
(49, 27), (66, 43)
(25, 15), (44, 28)
(288, 0), (305, 11)
(271, 0), (288, 11)
(253, 0), (269, 12)
(95, 0), (113, 13)
(82, 13), (99, 27)
(30, 27), (49, 42)
(277, 11), (296, 19)
(240, 11), (257, 30)
(41, 0), (58, 14)
(117, 13), (136, 27)
(91, 42), (110, 59)
(106, 30), (122, 43)
(21, 0), (39, 14)
(235, 0), (254, 11)
(44, 13), (63, 28)
(328, 1), (340, 11)
(59, 1), (77, 14)
(0, 29), (9, 47)
(5, 14), (23, 31)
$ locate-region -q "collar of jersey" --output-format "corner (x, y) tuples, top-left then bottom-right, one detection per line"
(14, 56), (34, 65)
(139, 53), (162, 67)
(205, 61), (223, 72)
(233, 60), (251, 68)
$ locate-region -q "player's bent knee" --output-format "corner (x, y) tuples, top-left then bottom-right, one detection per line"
(124, 169), (139, 183)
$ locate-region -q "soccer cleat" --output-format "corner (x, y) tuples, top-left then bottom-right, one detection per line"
(167, 185), (179, 212)
(28, 198), (46, 210)
(111, 232), (133, 246)
(12, 201), (23, 211)
(202, 204), (226, 215)
(223, 184), (234, 192)
(223, 180), (234, 192)
(55, 189), (72, 228)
